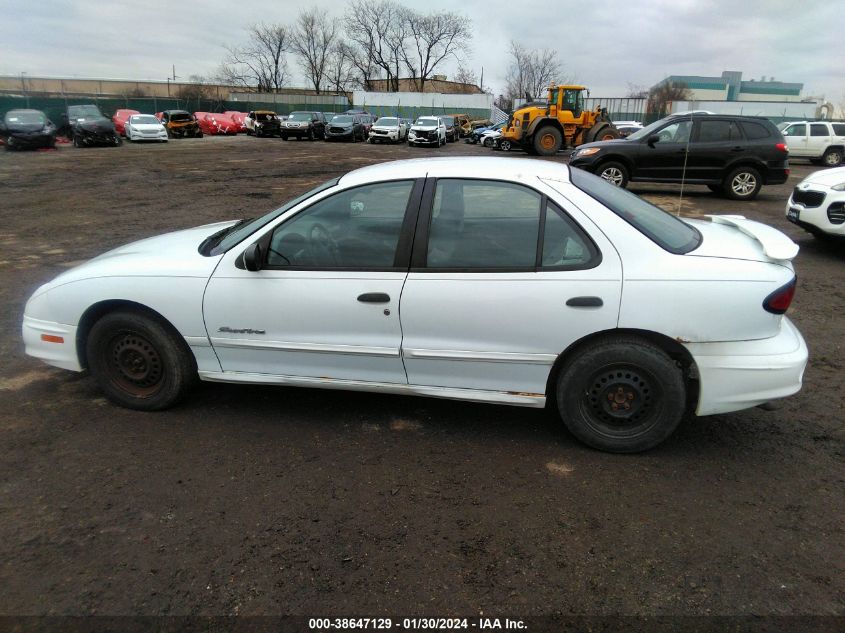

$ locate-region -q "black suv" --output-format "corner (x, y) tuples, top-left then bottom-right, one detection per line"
(62, 104), (122, 147)
(569, 114), (789, 200)
(281, 111), (327, 140)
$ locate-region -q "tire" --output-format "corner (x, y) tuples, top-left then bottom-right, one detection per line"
(822, 148), (843, 167)
(532, 125), (563, 156)
(282, 135), (288, 141)
(196, 131), (203, 138)
(597, 161), (629, 188)
(113, 135), (122, 146)
(590, 124), (621, 142)
(86, 311), (196, 411)
(308, 129), (314, 141)
(723, 166), (762, 200)
(499, 139), (512, 152)
(72, 135), (82, 148)
(483, 137), (493, 147)
(556, 337), (686, 453)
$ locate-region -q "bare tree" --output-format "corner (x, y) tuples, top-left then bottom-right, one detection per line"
(175, 75), (211, 100)
(625, 82), (649, 99)
(219, 23), (290, 92)
(504, 41), (563, 103)
(345, 0), (407, 91)
(326, 41), (358, 94)
(837, 95), (845, 119)
(401, 9), (472, 93)
(453, 65), (477, 87)
(648, 80), (691, 115)
(292, 8), (339, 94)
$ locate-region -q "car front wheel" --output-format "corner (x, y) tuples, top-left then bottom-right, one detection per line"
(723, 166), (761, 200)
(556, 337), (686, 453)
(597, 161), (629, 188)
(86, 311), (196, 411)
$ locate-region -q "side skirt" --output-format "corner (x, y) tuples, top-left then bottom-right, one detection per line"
(197, 371), (546, 408)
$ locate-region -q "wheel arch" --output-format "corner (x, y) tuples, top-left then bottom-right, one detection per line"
(594, 154), (636, 175)
(544, 328), (700, 412)
(722, 158), (768, 182)
(526, 117), (564, 138)
(75, 299), (195, 371)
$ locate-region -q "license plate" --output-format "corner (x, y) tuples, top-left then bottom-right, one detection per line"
(787, 207), (800, 222)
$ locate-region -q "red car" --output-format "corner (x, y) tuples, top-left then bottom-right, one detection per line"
(112, 109), (140, 137)
(223, 111), (248, 133)
(194, 112), (239, 136)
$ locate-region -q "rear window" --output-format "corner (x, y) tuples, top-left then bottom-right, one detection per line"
(740, 121), (771, 140)
(569, 167), (701, 254)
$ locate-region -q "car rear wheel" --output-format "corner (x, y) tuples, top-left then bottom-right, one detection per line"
(597, 161), (629, 188)
(822, 148), (843, 166)
(723, 166), (761, 200)
(499, 139), (512, 152)
(86, 311), (196, 411)
(556, 337), (686, 453)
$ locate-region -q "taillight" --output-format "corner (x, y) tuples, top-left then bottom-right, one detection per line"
(763, 276), (797, 314)
(776, 142), (788, 152)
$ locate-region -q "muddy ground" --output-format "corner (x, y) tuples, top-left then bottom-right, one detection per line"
(0, 136), (843, 624)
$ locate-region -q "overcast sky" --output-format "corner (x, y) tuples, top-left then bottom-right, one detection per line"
(2, 0), (843, 105)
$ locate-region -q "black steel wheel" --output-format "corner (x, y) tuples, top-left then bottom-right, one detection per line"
(556, 337), (686, 453)
(86, 311), (196, 410)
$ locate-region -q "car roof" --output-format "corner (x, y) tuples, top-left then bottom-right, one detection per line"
(339, 157), (571, 187)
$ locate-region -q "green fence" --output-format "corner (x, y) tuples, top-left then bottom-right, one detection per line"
(0, 95), (352, 123)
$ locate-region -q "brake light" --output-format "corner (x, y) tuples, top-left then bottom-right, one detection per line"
(763, 277), (797, 314)
(776, 142), (788, 152)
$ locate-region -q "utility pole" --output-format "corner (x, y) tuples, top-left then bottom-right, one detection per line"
(21, 72), (29, 107)
(166, 77), (171, 96)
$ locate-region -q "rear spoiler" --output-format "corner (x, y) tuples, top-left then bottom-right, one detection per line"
(707, 215), (799, 261)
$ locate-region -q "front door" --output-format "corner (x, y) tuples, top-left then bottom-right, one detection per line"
(399, 178), (622, 396)
(634, 118), (692, 180)
(781, 123), (808, 157)
(203, 179), (420, 384)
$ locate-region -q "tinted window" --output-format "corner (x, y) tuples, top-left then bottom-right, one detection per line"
(570, 167), (701, 254)
(783, 124), (806, 136)
(697, 120), (741, 142)
(267, 181), (414, 268)
(740, 121), (771, 139)
(541, 202), (598, 269)
(832, 124), (845, 136)
(810, 124), (829, 137)
(655, 120), (691, 143)
(426, 180), (541, 269)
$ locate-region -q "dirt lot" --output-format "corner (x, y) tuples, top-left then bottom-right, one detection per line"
(0, 136), (843, 624)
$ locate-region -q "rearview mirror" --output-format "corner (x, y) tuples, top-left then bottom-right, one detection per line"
(242, 243), (263, 271)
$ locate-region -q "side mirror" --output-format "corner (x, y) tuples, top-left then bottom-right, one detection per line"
(242, 243), (263, 271)
(647, 135), (660, 147)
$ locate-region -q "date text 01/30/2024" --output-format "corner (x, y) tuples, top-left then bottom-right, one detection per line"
(308, 618), (527, 630)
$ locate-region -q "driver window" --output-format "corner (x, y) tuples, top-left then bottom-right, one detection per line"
(656, 120), (691, 143)
(266, 181), (414, 269)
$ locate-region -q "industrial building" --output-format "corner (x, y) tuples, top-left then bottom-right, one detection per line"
(652, 70), (804, 102)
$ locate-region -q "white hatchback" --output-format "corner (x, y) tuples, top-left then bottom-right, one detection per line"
(786, 166), (845, 239)
(22, 158), (808, 452)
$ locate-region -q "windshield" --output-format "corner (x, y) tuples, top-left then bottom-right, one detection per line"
(205, 178), (340, 256)
(129, 115), (159, 125)
(68, 105), (102, 119)
(255, 112), (276, 121)
(331, 115), (354, 124)
(169, 112), (193, 122)
(5, 111), (46, 125)
(570, 167), (701, 254)
(375, 117), (397, 126)
(289, 112), (313, 121)
(415, 118), (437, 126)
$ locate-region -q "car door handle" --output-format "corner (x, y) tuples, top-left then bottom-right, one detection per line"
(357, 293), (391, 303)
(566, 296), (603, 308)
(730, 146), (745, 152)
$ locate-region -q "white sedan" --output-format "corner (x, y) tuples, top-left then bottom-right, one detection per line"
(22, 157), (807, 453)
(786, 166), (845, 240)
(125, 114), (168, 142)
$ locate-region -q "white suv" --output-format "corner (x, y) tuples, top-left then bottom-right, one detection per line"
(408, 116), (446, 146)
(779, 121), (845, 166)
(786, 166), (845, 240)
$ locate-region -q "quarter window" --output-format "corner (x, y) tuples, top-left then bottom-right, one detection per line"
(266, 180), (414, 268)
(542, 202), (597, 269)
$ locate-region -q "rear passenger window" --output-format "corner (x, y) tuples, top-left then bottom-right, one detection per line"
(810, 124), (829, 137)
(697, 120), (741, 142)
(740, 121), (771, 140)
(427, 180), (541, 269)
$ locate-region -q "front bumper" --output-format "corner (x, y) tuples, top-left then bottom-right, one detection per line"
(409, 134), (439, 145)
(5, 132), (56, 149)
(786, 196), (845, 236)
(325, 130), (355, 140)
(686, 317), (808, 416)
(22, 315), (82, 372)
(370, 130), (398, 141)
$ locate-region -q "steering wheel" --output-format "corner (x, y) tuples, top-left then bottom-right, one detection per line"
(308, 223), (340, 266)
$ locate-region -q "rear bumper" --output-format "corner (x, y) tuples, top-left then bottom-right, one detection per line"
(22, 315), (82, 372)
(686, 317), (807, 416)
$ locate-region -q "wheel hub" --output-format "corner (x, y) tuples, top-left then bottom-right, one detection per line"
(111, 335), (162, 389)
(587, 368), (653, 424)
(540, 134), (555, 150)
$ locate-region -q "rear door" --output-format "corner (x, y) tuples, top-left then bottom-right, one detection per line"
(398, 178), (622, 396)
(685, 118), (745, 182)
(808, 123), (832, 158)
